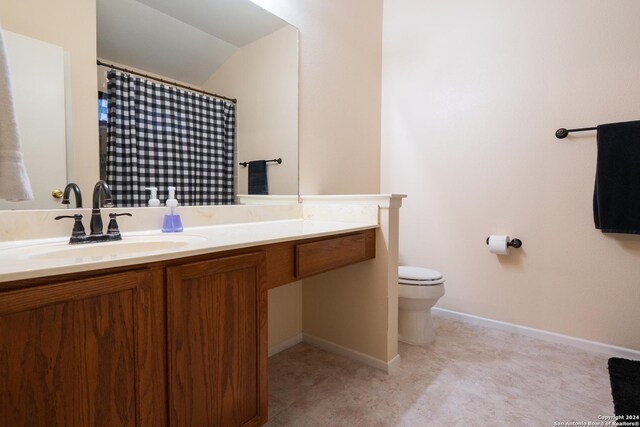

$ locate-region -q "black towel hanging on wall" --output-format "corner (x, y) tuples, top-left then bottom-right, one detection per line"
(593, 120), (640, 234)
(248, 160), (268, 195)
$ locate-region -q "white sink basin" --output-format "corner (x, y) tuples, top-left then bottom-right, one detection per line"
(10, 234), (207, 261)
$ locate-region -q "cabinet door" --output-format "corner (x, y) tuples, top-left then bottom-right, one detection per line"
(167, 252), (267, 427)
(0, 270), (164, 427)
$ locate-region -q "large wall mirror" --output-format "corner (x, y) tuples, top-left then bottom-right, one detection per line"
(0, 0), (298, 210)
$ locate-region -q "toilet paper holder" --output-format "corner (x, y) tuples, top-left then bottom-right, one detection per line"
(485, 237), (522, 248)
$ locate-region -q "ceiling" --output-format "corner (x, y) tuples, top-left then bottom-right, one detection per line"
(96, 0), (288, 86)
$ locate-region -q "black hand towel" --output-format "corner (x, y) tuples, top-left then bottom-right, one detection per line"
(248, 160), (268, 195)
(594, 120), (640, 234)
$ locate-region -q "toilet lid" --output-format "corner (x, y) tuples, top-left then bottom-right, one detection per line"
(399, 266), (443, 282)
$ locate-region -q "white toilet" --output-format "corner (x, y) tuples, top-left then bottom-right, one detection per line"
(398, 266), (445, 345)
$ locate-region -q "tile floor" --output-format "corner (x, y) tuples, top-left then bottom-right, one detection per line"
(266, 314), (614, 426)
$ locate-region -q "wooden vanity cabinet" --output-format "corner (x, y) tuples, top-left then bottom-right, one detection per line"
(0, 228), (375, 427)
(166, 252), (267, 427)
(0, 253), (267, 427)
(0, 269), (163, 427)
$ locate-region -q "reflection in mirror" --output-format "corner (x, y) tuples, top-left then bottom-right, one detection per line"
(0, 0), (298, 210)
(96, 0), (299, 207)
(0, 31), (70, 210)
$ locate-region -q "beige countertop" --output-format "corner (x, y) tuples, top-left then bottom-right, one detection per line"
(0, 219), (378, 283)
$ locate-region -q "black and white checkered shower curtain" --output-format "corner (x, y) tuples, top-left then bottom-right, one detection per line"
(105, 70), (236, 207)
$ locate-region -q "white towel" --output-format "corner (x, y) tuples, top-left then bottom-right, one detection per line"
(0, 25), (33, 201)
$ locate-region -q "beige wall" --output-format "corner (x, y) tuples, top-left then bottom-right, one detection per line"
(268, 282), (302, 349)
(0, 0), (99, 195)
(381, 0), (640, 350)
(251, 0), (383, 195)
(203, 25), (298, 196)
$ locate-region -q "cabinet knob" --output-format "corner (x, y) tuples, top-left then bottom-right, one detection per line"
(52, 188), (64, 199)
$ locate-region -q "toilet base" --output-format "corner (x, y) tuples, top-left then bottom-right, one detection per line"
(398, 307), (436, 345)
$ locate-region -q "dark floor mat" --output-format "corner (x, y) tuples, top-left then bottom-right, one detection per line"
(608, 357), (640, 416)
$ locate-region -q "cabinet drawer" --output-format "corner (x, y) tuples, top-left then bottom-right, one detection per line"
(295, 230), (375, 278)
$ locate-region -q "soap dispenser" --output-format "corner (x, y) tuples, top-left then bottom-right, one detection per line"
(162, 186), (183, 232)
(146, 187), (160, 207)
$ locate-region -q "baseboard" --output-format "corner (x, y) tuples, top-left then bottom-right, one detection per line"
(268, 333), (303, 357)
(387, 354), (402, 374)
(433, 307), (640, 360)
(302, 333), (400, 373)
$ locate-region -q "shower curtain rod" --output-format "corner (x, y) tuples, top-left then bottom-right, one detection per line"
(97, 59), (237, 104)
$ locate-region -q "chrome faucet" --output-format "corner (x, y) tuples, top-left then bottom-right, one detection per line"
(91, 180), (114, 235)
(61, 183), (83, 208)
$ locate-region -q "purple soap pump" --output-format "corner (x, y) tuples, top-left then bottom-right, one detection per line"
(162, 186), (183, 232)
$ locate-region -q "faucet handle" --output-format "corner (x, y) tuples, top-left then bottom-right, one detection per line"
(55, 214), (87, 241)
(107, 212), (132, 235)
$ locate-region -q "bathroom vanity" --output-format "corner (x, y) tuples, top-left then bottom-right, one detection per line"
(0, 214), (377, 426)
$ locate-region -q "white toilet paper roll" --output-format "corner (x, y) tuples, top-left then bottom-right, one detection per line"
(488, 235), (510, 255)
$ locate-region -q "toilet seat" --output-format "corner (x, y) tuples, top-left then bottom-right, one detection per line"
(398, 265), (446, 345)
(399, 266), (445, 286)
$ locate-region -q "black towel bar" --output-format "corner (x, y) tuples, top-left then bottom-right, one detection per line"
(555, 126), (597, 139)
(239, 158), (282, 167)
